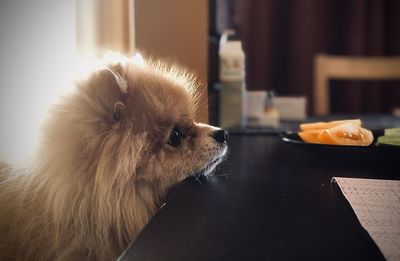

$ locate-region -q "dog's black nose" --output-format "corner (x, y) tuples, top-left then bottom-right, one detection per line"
(210, 129), (228, 143)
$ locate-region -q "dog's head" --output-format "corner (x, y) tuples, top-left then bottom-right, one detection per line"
(45, 53), (227, 194)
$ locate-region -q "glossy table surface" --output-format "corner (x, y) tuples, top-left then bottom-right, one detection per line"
(119, 116), (400, 261)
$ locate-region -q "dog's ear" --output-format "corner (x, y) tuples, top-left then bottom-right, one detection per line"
(104, 65), (128, 94)
(113, 101), (125, 122)
(85, 64), (129, 123)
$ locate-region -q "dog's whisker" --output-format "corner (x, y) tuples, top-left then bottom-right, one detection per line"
(193, 173), (205, 187)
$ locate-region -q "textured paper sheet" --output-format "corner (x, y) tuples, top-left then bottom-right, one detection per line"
(332, 177), (400, 261)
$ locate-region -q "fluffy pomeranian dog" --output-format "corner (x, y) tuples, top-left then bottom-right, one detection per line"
(0, 53), (228, 260)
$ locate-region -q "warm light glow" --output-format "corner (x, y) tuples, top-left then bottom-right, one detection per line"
(0, 1), (76, 165)
(0, 1), (135, 165)
(132, 52), (146, 66)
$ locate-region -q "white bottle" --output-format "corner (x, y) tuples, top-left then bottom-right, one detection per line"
(218, 30), (245, 128)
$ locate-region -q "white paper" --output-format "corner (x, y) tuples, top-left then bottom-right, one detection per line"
(332, 177), (400, 261)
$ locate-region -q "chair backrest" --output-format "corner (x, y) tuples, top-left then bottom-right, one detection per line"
(313, 54), (400, 115)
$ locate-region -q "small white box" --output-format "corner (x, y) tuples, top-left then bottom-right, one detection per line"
(244, 91), (280, 128)
(245, 91), (266, 119)
(273, 96), (307, 120)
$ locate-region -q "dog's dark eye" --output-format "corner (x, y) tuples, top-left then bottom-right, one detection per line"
(168, 128), (182, 147)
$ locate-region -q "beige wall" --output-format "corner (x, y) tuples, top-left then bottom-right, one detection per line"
(135, 0), (209, 123)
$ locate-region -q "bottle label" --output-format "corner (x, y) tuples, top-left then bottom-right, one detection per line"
(219, 56), (244, 81)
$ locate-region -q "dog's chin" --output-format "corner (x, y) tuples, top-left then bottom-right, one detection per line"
(201, 157), (222, 176)
(199, 144), (228, 177)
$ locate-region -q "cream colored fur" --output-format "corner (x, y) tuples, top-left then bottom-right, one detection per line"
(0, 53), (227, 260)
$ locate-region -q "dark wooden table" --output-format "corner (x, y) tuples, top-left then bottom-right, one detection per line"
(119, 116), (400, 261)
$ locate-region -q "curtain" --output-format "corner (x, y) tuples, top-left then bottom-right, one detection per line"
(239, 0), (400, 115)
(76, 0), (134, 57)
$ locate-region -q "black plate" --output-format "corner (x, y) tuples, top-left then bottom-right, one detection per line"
(280, 130), (400, 159)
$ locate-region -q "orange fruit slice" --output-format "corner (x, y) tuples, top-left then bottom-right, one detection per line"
(318, 123), (373, 146)
(298, 130), (321, 144)
(300, 119), (361, 131)
(298, 121), (373, 146)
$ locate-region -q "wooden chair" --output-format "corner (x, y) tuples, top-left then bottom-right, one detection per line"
(313, 54), (400, 115)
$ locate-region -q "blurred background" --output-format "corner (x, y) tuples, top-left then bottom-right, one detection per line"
(209, 0), (400, 128)
(0, 0), (400, 163)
